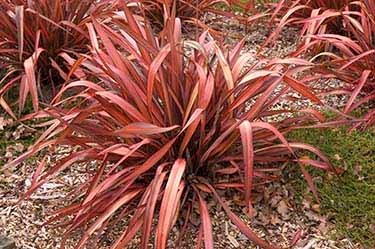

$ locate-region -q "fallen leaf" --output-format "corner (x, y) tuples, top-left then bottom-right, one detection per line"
(189, 213), (200, 226)
(270, 195), (282, 207)
(233, 194), (245, 206)
(354, 164), (362, 176)
(317, 221), (330, 235)
(312, 204), (320, 213)
(305, 211), (326, 222)
(354, 164), (364, 180)
(255, 212), (270, 225)
(327, 173), (334, 180)
(263, 188), (271, 202)
(252, 193), (263, 204)
(302, 199), (310, 210)
(5, 151), (13, 159)
(14, 143), (25, 152)
(334, 154), (342, 160)
(4, 131), (11, 139)
(12, 125), (25, 140)
(270, 214), (281, 225)
(277, 200), (289, 218)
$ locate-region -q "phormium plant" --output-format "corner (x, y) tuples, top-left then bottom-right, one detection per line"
(8, 3), (339, 249)
(134, 0), (257, 32)
(0, 0), (109, 117)
(265, 0), (356, 49)
(296, 0), (352, 10)
(134, 0), (232, 30)
(290, 0), (375, 129)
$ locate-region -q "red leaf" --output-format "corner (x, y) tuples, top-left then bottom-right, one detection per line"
(239, 120), (254, 214)
(344, 70), (371, 113)
(156, 159), (186, 249)
(196, 192), (214, 249)
(284, 75), (322, 104)
(115, 122), (179, 136)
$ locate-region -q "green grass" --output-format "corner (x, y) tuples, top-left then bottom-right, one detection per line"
(288, 125), (375, 247)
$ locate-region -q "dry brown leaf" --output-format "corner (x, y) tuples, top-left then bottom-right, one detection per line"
(270, 195), (282, 207)
(305, 211), (326, 223)
(311, 204), (320, 213)
(270, 214), (281, 225)
(354, 164), (362, 176)
(334, 154), (342, 160)
(302, 199), (311, 210)
(255, 212), (269, 225)
(14, 143), (25, 153)
(277, 200), (289, 217)
(317, 221), (330, 235)
(5, 151), (13, 159)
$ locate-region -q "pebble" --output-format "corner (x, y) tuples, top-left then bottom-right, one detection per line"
(0, 236), (16, 249)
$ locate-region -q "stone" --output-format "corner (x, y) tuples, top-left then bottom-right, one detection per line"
(0, 235), (16, 249)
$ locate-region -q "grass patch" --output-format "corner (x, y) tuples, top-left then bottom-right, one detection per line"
(288, 125), (375, 247)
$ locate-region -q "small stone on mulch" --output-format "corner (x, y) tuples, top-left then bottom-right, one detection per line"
(0, 235), (16, 249)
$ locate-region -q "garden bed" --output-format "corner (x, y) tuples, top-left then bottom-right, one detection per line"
(1, 2), (374, 249)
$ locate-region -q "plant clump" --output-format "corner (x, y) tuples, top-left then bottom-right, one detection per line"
(6, 2), (339, 248)
(1, 0), (374, 248)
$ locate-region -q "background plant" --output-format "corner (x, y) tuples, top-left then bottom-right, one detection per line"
(291, 0), (375, 129)
(133, 0), (233, 31)
(259, 0), (375, 129)
(0, 0), (109, 117)
(265, 0), (356, 48)
(134, 0), (264, 33)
